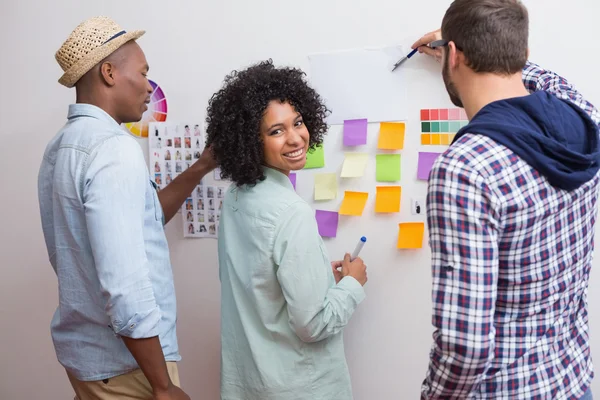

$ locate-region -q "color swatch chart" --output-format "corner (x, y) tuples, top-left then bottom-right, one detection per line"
(420, 108), (468, 146)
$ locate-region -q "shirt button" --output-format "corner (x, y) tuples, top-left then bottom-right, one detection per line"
(130, 324), (135, 329)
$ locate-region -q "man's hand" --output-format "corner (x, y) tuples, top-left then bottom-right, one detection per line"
(194, 145), (218, 172)
(412, 29), (443, 63)
(154, 384), (191, 400)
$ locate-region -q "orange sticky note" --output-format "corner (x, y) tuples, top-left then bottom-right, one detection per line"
(397, 222), (425, 249)
(378, 122), (405, 150)
(375, 186), (401, 213)
(339, 191), (369, 216)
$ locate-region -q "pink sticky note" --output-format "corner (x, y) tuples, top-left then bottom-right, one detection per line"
(343, 119), (368, 146)
(315, 210), (339, 237)
(289, 173), (297, 190)
(417, 152), (442, 180)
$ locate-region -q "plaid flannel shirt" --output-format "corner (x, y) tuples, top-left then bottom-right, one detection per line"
(422, 61), (600, 399)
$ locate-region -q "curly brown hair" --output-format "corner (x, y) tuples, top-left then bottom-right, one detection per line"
(205, 59), (330, 186)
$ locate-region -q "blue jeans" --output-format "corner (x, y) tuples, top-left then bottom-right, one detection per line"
(581, 388), (593, 400)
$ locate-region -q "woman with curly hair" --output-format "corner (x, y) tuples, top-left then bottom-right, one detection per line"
(206, 60), (368, 399)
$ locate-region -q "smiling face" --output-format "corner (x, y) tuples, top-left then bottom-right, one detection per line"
(260, 100), (310, 175)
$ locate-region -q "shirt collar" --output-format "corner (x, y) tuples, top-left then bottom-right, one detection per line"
(262, 166), (294, 191)
(67, 103), (122, 128)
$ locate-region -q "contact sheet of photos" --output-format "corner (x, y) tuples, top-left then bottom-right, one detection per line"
(148, 121), (226, 239)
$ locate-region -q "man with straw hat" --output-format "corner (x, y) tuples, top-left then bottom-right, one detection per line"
(38, 16), (216, 400)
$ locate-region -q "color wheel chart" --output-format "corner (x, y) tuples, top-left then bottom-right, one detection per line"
(420, 108), (468, 146)
(125, 79), (168, 137)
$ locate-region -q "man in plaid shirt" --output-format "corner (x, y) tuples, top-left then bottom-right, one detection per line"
(414, 1), (600, 399)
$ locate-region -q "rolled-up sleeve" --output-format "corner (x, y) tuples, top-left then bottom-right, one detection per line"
(83, 135), (160, 338)
(273, 201), (365, 343)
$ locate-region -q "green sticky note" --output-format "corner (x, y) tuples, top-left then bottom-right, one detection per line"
(304, 144), (325, 169)
(376, 154), (401, 182)
(431, 122), (440, 133)
(440, 121), (449, 132)
(421, 122), (431, 133)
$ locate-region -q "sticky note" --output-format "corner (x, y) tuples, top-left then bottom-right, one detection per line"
(417, 152), (442, 180)
(289, 173), (297, 190)
(339, 191), (369, 216)
(314, 173), (338, 200)
(341, 153), (368, 178)
(378, 122), (405, 150)
(397, 222), (425, 249)
(304, 144), (325, 169)
(315, 210), (339, 237)
(375, 186), (401, 213)
(343, 118), (368, 146)
(376, 154), (401, 182)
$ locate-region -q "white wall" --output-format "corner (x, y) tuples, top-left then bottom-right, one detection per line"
(1, 0), (599, 399)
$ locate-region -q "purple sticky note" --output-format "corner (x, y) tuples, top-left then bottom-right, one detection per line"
(289, 173), (297, 190)
(417, 152), (442, 180)
(315, 210), (339, 238)
(343, 119), (368, 146)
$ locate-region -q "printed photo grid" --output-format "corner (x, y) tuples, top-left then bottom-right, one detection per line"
(148, 121), (226, 238)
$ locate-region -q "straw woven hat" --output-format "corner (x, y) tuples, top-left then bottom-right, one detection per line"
(55, 16), (145, 88)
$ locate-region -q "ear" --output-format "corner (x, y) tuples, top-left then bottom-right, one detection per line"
(448, 41), (460, 70)
(99, 61), (116, 86)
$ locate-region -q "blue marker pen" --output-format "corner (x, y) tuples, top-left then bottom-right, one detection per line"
(351, 236), (367, 261)
(391, 48), (419, 72)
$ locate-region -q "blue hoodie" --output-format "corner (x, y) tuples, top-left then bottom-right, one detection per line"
(452, 91), (600, 191)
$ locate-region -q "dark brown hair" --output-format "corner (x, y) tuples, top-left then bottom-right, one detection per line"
(442, 0), (529, 75)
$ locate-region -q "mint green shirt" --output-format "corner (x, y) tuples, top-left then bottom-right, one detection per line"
(218, 167), (366, 400)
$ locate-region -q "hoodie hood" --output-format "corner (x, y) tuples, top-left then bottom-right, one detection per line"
(452, 91), (600, 191)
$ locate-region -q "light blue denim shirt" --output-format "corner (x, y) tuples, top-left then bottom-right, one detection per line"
(218, 167), (366, 400)
(37, 104), (179, 381)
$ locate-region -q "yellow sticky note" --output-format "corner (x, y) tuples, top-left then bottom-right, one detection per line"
(378, 122), (406, 150)
(341, 153), (368, 178)
(375, 186), (401, 213)
(397, 222), (425, 249)
(339, 191), (369, 216)
(314, 173), (338, 200)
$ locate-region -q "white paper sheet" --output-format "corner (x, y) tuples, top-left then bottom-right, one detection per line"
(308, 45), (409, 125)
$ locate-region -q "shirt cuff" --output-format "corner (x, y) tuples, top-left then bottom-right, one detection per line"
(337, 276), (366, 305)
(113, 306), (162, 338)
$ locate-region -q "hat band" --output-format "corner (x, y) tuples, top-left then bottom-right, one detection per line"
(102, 30), (126, 45)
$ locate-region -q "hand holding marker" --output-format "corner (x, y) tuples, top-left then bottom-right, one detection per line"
(340, 236), (368, 286)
